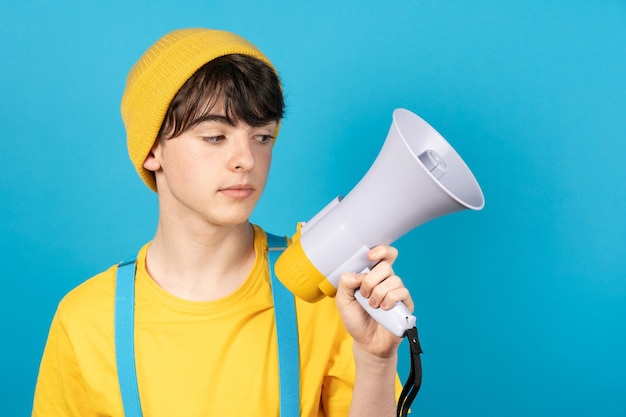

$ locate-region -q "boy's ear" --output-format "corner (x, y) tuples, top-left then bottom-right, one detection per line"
(143, 142), (162, 172)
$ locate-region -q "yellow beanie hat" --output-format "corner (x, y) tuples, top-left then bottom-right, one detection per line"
(121, 28), (279, 192)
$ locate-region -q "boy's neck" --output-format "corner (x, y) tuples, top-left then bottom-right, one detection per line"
(144, 221), (257, 302)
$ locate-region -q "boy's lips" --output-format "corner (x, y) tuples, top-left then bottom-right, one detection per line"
(218, 184), (255, 199)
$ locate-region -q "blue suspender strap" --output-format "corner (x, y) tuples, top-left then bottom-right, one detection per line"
(114, 257), (143, 417)
(114, 232), (300, 416)
(266, 233), (301, 416)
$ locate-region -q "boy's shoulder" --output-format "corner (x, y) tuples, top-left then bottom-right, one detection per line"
(55, 263), (118, 325)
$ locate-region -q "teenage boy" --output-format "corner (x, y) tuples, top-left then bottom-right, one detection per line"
(33, 28), (414, 417)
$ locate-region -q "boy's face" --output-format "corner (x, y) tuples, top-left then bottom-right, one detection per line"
(143, 110), (276, 229)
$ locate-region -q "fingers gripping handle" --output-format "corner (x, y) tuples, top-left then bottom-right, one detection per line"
(354, 289), (417, 338)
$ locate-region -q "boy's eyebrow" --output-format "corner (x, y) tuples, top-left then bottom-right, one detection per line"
(193, 114), (235, 127)
(193, 115), (279, 130)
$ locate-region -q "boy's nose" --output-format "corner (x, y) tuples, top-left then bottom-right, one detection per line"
(229, 137), (255, 171)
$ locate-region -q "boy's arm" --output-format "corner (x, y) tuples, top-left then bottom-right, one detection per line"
(335, 245), (412, 417)
(349, 347), (399, 416)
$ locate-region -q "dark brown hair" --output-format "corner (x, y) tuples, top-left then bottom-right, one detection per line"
(158, 54), (285, 140)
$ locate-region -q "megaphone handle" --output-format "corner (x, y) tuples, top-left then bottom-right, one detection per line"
(354, 288), (417, 338)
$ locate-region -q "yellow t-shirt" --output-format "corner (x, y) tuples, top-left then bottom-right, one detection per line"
(33, 226), (357, 416)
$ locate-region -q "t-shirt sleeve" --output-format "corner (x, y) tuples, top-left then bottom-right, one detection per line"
(32, 307), (93, 417)
(320, 324), (355, 416)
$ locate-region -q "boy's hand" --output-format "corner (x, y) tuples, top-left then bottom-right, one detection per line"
(335, 245), (414, 359)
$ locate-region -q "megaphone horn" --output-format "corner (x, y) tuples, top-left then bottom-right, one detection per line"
(275, 108), (485, 337)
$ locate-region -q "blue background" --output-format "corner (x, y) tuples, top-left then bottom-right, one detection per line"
(2, 1), (625, 415)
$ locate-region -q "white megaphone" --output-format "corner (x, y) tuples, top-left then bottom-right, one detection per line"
(275, 108), (485, 337)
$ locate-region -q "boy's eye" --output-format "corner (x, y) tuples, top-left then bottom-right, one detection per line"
(202, 135), (226, 143)
(254, 135), (274, 144)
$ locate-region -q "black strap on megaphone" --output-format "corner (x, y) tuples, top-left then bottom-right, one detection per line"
(397, 326), (423, 417)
